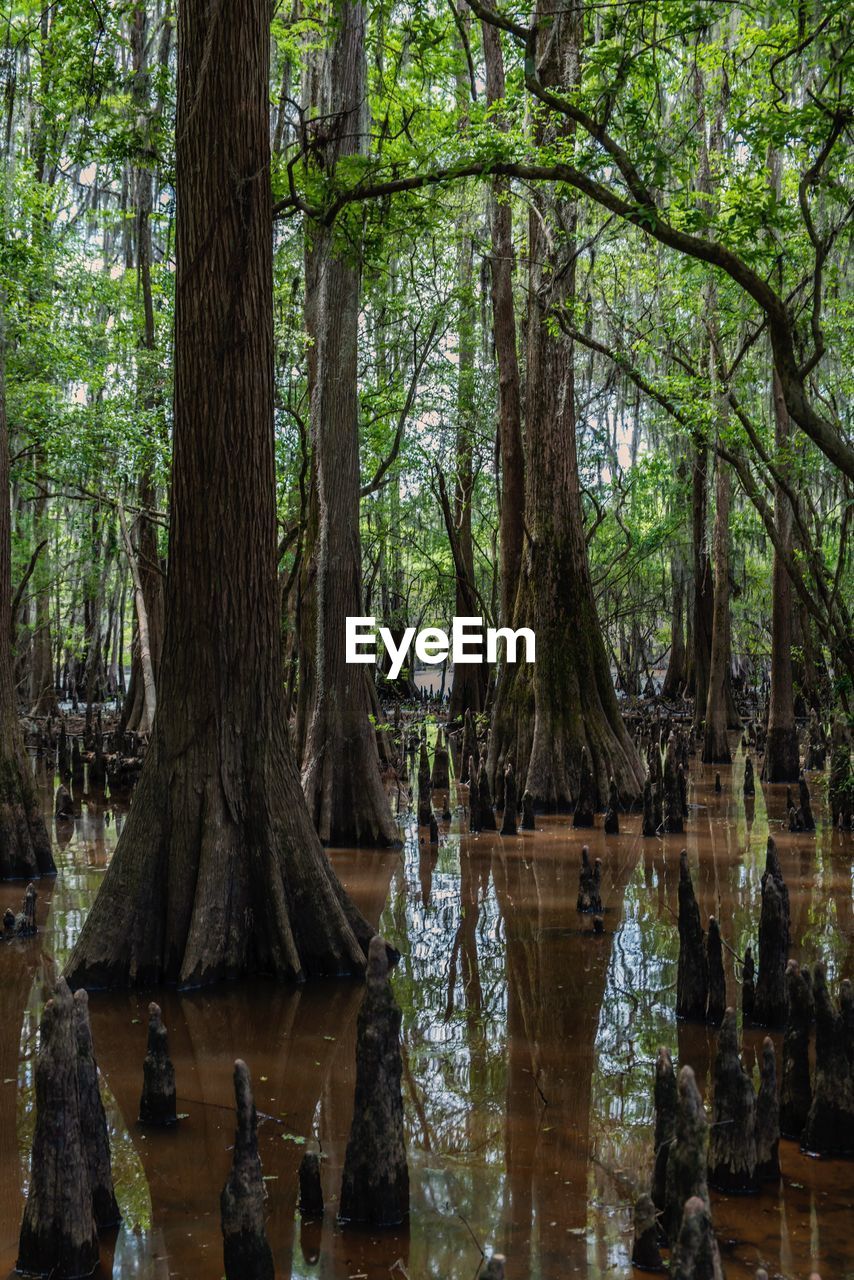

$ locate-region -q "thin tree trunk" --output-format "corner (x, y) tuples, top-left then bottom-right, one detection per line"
(300, 0), (398, 846)
(703, 451), (732, 762)
(765, 370), (800, 781)
(118, 497), (156, 734)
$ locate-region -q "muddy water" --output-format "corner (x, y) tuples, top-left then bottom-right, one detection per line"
(1, 748), (853, 1279)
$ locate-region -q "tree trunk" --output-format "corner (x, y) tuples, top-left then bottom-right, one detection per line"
(703, 452), (732, 762)
(64, 0), (373, 989)
(448, 220), (487, 720)
(0, 308), (54, 879)
(487, 0), (644, 810)
(300, 0), (398, 846)
(661, 554), (687, 698)
(765, 370), (799, 781)
(689, 435), (714, 729)
(121, 0), (167, 736)
(482, 21), (524, 628)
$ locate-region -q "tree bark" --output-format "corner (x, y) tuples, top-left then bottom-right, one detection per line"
(482, 21), (524, 627)
(0, 305), (54, 879)
(64, 0), (373, 989)
(765, 370), (799, 781)
(300, 0), (399, 846)
(703, 452), (732, 763)
(487, 0), (643, 811)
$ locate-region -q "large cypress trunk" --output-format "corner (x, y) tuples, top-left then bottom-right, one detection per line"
(64, 0), (373, 989)
(0, 320), (54, 879)
(486, 0), (644, 810)
(300, 0), (398, 847)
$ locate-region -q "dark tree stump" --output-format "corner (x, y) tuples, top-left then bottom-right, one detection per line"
(468, 756), (481, 833)
(477, 758), (496, 831)
(651, 1046), (677, 1214)
(573, 746), (595, 827)
(499, 763), (517, 836)
(663, 738), (683, 833)
(741, 946), (755, 1025)
(801, 962), (854, 1156)
(430, 726), (450, 790)
(417, 737), (431, 793)
(670, 1195), (725, 1280)
(678, 764), (688, 818)
(676, 851), (708, 1021)
(428, 812), (439, 846)
(138, 1002), (177, 1127)
(780, 959), (814, 1139)
(73, 990), (120, 1229)
(603, 776), (619, 834)
(220, 1059), (274, 1280)
(798, 771), (815, 832)
(631, 1193), (663, 1271)
(652, 781), (663, 832)
(663, 1065), (710, 1245)
(520, 790), (535, 830)
(755, 1037), (780, 1182)
(705, 918), (725, 1027)
(714, 772), (721, 793)
(753, 848), (789, 1029)
(743, 753), (755, 796)
(479, 1255), (506, 1280)
(842, 979), (854, 1075)
(642, 777), (656, 837)
(708, 1008), (758, 1193)
(339, 936), (409, 1226)
(17, 979), (99, 1279)
(298, 1146), (324, 1218)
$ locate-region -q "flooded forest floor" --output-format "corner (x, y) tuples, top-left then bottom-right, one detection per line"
(1, 736), (852, 1279)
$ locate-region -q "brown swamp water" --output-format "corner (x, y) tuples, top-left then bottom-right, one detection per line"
(0, 746), (853, 1279)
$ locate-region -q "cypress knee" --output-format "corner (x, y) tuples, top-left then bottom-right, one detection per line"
(298, 1146), (324, 1218)
(708, 1008), (758, 1194)
(17, 979), (99, 1280)
(780, 960), (813, 1139)
(755, 1037), (780, 1182)
(705, 918), (725, 1027)
(670, 1196), (725, 1280)
(642, 777), (656, 836)
(339, 936), (409, 1226)
(460, 710), (476, 785)
(743, 753), (755, 796)
(603, 776), (619, 834)
(663, 737), (683, 833)
(500, 763), (517, 836)
(676, 852), (708, 1021)
(651, 1047), (678, 1214)
(521, 790), (535, 830)
(479, 1255), (506, 1279)
(220, 1059), (274, 1280)
(573, 746), (595, 827)
(138, 1002), (177, 1126)
(477, 758), (497, 831)
(663, 1065), (709, 1245)
(631, 1193), (663, 1271)
(468, 756), (481, 833)
(801, 962), (854, 1156)
(430, 726), (450, 790)
(753, 871), (788, 1029)
(742, 946), (756, 1025)
(798, 770), (815, 832)
(73, 990), (120, 1229)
